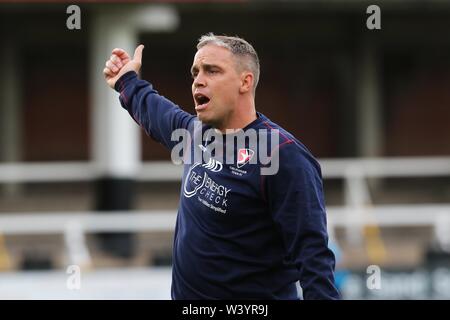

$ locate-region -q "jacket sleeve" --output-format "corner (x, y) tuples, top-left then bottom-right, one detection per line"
(265, 142), (341, 300)
(114, 71), (195, 150)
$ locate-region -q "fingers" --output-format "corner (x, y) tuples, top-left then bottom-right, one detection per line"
(110, 54), (123, 68)
(133, 44), (144, 64)
(105, 60), (119, 73)
(104, 55), (121, 78)
(103, 67), (115, 78)
(104, 45), (144, 86)
(111, 48), (130, 60)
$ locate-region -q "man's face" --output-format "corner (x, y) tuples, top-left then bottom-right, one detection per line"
(191, 44), (242, 129)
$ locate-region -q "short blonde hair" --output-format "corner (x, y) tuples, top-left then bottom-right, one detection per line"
(197, 33), (260, 93)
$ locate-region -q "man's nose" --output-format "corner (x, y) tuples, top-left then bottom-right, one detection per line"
(193, 72), (206, 88)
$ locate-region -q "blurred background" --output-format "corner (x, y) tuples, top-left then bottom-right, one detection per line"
(0, 0), (450, 299)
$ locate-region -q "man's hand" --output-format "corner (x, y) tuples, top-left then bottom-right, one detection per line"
(103, 44), (144, 89)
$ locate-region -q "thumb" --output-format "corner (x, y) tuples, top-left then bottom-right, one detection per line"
(133, 44), (144, 64)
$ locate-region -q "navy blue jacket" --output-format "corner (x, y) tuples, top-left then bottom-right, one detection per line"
(115, 71), (340, 300)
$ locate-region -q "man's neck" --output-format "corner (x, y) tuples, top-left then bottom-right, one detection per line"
(216, 99), (257, 133)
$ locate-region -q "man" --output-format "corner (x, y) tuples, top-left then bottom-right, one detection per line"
(103, 33), (340, 300)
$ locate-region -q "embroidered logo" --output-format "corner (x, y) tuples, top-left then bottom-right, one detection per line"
(202, 158), (223, 172)
(237, 148), (255, 168)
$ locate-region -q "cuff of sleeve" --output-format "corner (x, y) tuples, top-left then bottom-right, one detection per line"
(114, 71), (138, 93)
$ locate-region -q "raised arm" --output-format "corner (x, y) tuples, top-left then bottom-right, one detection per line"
(103, 45), (195, 150)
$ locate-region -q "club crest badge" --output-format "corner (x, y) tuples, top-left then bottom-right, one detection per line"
(237, 148), (255, 168)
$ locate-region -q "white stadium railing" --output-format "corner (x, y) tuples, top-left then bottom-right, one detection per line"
(1, 157), (449, 182)
(1, 157), (450, 267)
(1, 206), (450, 268)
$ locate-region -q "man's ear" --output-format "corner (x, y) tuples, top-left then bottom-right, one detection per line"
(239, 72), (254, 94)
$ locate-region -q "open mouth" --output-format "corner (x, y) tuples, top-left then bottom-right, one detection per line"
(194, 93), (211, 110)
